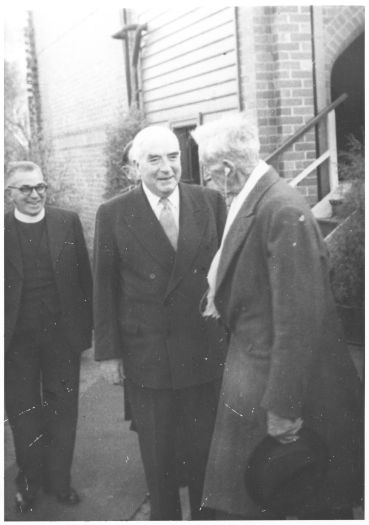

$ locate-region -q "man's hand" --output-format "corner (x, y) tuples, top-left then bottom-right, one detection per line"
(100, 359), (123, 385)
(267, 411), (303, 444)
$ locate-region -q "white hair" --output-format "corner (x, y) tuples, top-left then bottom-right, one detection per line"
(130, 125), (179, 163)
(191, 113), (260, 165)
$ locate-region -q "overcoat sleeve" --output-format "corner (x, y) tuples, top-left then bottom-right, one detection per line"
(93, 203), (123, 360)
(260, 204), (327, 420)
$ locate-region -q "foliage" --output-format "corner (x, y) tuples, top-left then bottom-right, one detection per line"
(4, 60), (82, 217)
(104, 108), (146, 199)
(4, 60), (30, 166)
(329, 135), (365, 308)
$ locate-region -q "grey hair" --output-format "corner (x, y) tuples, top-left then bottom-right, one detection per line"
(191, 113), (260, 165)
(5, 161), (43, 187)
(130, 125), (179, 163)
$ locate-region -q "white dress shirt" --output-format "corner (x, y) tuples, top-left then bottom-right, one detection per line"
(203, 160), (270, 318)
(142, 182), (180, 229)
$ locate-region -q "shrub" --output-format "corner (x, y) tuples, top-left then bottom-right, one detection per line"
(104, 108), (146, 199)
(329, 135), (364, 308)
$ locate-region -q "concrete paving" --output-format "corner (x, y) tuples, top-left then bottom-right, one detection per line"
(4, 346), (363, 521)
(4, 349), (148, 521)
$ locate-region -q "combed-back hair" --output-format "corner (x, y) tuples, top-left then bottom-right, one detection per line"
(130, 125), (179, 163)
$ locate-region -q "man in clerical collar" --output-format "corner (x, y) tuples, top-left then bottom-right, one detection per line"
(4, 161), (93, 513)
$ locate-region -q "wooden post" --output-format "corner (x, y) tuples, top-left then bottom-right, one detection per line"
(327, 110), (339, 190)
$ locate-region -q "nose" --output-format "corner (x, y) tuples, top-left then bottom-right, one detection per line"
(29, 188), (40, 198)
(160, 158), (171, 173)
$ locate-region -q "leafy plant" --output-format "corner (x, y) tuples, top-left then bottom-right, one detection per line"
(329, 135), (364, 308)
(104, 108), (146, 199)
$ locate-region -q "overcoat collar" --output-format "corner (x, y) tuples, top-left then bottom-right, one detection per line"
(121, 183), (208, 297)
(215, 167), (280, 292)
(4, 207), (72, 277)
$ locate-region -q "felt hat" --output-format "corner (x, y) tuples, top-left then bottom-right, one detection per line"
(244, 427), (329, 516)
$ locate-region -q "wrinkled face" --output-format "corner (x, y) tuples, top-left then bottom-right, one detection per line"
(202, 157), (227, 192)
(136, 132), (181, 197)
(7, 169), (47, 216)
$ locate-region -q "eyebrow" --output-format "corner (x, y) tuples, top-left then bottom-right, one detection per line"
(147, 151), (179, 159)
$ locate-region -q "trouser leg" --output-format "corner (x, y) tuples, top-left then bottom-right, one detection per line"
(180, 380), (221, 520)
(5, 331), (45, 498)
(40, 322), (81, 494)
(126, 380), (182, 520)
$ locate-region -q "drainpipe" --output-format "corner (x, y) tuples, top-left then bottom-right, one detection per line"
(310, 6), (322, 198)
(112, 21), (147, 109)
(131, 23), (148, 108)
(122, 9), (132, 106)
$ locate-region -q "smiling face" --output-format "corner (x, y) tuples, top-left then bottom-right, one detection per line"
(7, 168), (46, 216)
(135, 130), (181, 197)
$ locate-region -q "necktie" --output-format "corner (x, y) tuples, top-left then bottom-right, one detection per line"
(159, 197), (178, 250)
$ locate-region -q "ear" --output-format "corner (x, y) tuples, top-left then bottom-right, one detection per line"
(222, 159), (234, 177)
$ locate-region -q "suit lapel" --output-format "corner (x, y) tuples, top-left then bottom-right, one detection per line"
(122, 186), (176, 271)
(45, 207), (71, 269)
(216, 168), (280, 292)
(5, 212), (23, 278)
(165, 183), (207, 297)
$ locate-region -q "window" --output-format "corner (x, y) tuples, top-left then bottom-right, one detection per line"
(171, 115), (203, 185)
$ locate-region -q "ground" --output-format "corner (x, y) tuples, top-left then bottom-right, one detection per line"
(4, 346), (363, 521)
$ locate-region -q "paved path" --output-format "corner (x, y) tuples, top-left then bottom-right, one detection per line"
(4, 346), (363, 521)
(4, 349), (149, 521)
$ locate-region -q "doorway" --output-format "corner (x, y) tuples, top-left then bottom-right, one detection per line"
(331, 33), (365, 151)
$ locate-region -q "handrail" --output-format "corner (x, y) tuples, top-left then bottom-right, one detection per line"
(265, 93), (348, 163)
(289, 151), (330, 187)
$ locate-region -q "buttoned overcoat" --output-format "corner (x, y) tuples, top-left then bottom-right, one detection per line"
(202, 168), (363, 517)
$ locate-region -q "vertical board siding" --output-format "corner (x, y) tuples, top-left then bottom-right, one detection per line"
(136, 7), (239, 123)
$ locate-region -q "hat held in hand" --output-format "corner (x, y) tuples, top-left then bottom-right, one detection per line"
(244, 427), (329, 516)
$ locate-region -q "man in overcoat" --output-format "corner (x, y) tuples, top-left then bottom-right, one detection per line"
(192, 115), (363, 520)
(5, 161), (93, 512)
(93, 125), (227, 520)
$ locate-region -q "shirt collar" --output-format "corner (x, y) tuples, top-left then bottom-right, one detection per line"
(14, 207), (45, 224)
(142, 182), (179, 210)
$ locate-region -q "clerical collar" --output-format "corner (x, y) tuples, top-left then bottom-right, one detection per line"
(14, 207), (45, 224)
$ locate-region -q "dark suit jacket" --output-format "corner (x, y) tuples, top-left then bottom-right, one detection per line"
(202, 167), (363, 516)
(5, 206), (93, 353)
(93, 183), (227, 389)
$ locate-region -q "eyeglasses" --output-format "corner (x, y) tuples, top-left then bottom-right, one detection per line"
(8, 183), (48, 196)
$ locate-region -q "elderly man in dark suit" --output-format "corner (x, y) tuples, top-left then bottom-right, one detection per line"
(192, 114), (363, 520)
(4, 161), (93, 513)
(93, 125), (227, 520)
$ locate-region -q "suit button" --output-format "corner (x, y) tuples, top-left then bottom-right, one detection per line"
(149, 273), (156, 279)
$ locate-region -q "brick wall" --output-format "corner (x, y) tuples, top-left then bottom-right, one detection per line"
(323, 6), (365, 72)
(32, 8), (128, 251)
(32, 6), (364, 227)
(238, 6), (317, 204)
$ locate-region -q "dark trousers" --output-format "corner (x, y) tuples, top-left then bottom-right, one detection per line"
(126, 379), (221, 521)
(5, 319), (81, 498)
